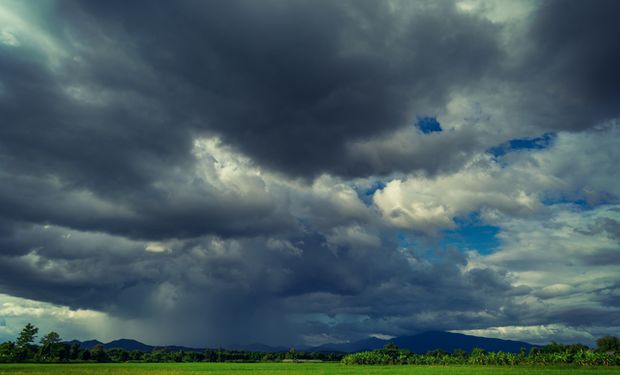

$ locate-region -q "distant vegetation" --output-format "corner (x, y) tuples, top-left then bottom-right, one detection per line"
(1, 323), (618, 367)
(342, 342), (620, 366)
(0, 323), (341, 363)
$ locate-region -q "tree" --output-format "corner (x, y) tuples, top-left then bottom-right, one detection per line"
(91, 344), (109, 362)
(0, 341), (16, 363)
(80, 349), (91, 361)
(285, 347), (297, 360)
(14, 323), (39, 361)
(129, 350), (144, 361)
(16, 323), (38, 349)
(38, 331), (66, 362)
(69, 343), (81, 360)
(596, 336), (620, 352)
(382, 343), (400, 360)
(107, 348), (129, 362)
(40, 332), (61, 346)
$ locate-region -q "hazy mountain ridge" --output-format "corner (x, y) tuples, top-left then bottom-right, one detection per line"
(66, 338), (202, 353)
(67, 331), (538, 353)
(315, 331), (537, 353)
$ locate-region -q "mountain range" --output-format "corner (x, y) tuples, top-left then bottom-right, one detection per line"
(67, 331), (537, 353)
(313, 331), (537, 353)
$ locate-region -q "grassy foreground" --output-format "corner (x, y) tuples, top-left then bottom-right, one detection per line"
(1, 363), (620, 375)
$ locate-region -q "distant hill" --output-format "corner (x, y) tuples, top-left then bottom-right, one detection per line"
(66, 339), (103, 350)
(311, 336), (387, 352)
(67, 331), (537, 354)
(67, 339), (200, 353)
(312, 331), (537, 353)
(104, 339), (154, 351)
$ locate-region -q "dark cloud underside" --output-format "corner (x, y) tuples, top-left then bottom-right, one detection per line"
(0, 0), (619, 347)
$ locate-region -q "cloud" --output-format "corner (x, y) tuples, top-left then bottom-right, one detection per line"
(525, 0), (620, 130)
(0, 0), (506, 183)
(0, 293), (117, 343)
(453, 324), (618, 346)
(373, 126), (620, 233)
(0, 0), (618, 347)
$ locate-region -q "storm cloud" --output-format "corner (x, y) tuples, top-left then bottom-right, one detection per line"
(0, 0), (619, 347)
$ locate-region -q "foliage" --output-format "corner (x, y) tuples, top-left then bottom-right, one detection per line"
(0, 324), (345, 364)
(342, 343), (620, 366)
(16, 324), (38, 349)
(37, 332), (67, 362)
(598, 336), (620, 353)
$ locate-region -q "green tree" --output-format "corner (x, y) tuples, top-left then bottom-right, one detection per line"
(129, 350), (144, 361)
(80, 349), (91, 361)
(16, 323), (38, 349)
(596, 336), (620, 352)
(40, 331), (61, 346)
(0, 341), (16, 363)
(285, 347), (297, 360)
(14, 323), (39, 361)
(91, 344), (109, 362)
(107, 348), (129, 362)
(38, 331), (63, 361)
(69, 343), (81, 360)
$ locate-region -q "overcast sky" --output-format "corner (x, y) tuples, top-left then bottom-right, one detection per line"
(0, 0), (619, 348)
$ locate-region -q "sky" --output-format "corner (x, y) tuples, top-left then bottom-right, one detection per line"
(0, 0), (619, 348)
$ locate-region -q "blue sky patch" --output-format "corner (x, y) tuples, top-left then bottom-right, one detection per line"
(364, 181), (386, 197)
(395, 213), (501, 257)
(396, 212), (501, 261)
(356, 180), (387, 205)
(416, 116), (442, 134)
(440, 212), (502, 255)
(441, 224), (501, 255)
(541, 191), (615, 209)
(488, 132), (556, 157)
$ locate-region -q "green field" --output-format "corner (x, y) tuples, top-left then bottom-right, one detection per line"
(1, 363), (619, 375)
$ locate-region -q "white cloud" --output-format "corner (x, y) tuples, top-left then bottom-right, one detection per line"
(373, 154), (543, 233)
(474, 203), (620, 293)
(0, 29), (19, 46)
(145, 242), (168, 253)
(325, 224), (381, 252)
(266, 238), (303, 256)
(0, 293), (116, 343)
(0, 2), (67, 65)
(453, 324), (607, 346)
(373, 125), (620, 234)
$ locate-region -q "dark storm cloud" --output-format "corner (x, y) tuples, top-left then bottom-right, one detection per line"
(0, 165), (294, 240)
(1, 0), (619, 347)
(0, 225), (531, 345)
(521, 0), (620, 131)
(281, 249), (532, 340)
(0, 0), (504, 242)
(53, 0), (502, 178)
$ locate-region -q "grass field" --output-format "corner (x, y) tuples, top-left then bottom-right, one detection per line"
(1, 363), (620, 375)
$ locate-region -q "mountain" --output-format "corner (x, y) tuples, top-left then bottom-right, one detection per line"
(311, 331), (537, 353)
(66, 339), (103, 350)
(68, 339), (200, 352)
(311, 336), (387, 352)
(392, 331), (537, 353)
(104, 339), (153, 351)
(69, 339), (287, 353)
(67, 331), (537, 354)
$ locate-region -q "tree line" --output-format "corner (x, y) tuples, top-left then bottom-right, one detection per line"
(1, 323), (618, 365)
(342, 340), (620, 366)
(0, 323), (343, 363)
